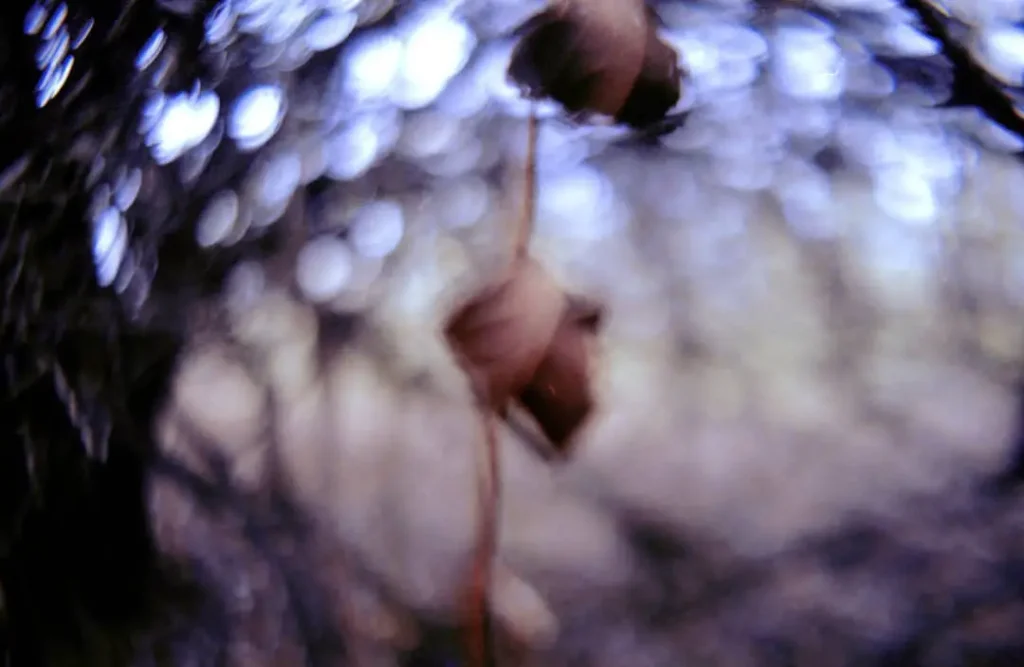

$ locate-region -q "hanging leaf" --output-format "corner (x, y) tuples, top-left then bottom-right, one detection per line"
(444, 259), (602, 455)
(444, 249), (599, 665)
(444, 256), (566, 411)
(507, 0), (683, 128)
(517, 295), (602, 453)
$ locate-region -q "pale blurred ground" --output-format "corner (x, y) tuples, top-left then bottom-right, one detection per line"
(151, 144), (1024, 665)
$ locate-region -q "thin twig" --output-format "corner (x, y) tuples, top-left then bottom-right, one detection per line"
(902, 0), (1024, 146)
(513, 108), (539, 259)
(463, 399), (501, 667)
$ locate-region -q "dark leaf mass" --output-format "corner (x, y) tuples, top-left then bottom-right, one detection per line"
(507, 0), (683, 129)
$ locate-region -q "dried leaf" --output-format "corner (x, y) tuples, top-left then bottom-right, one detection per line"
(518, 296), (602, 453)
(446, 256), (599, 664)
(507, 0), (682, 128)
(444, 257), (566, 410)
(445, 259), (601, 452)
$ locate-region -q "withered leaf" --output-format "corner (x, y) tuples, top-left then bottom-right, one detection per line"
(445, 256), (566, 411)
(507, 0), (682, 129)
(517, 295), (602, 453)
(444, 258), (601, 451)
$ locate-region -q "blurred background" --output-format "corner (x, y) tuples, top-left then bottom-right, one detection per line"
(2, 0), (1024, 665)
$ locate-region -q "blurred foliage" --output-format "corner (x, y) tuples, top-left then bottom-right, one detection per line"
(0, 0), (1023, 665)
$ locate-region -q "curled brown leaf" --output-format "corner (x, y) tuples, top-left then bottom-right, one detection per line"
(507, 0), (682, 128)
(444, 260), (601, 454)
(445, 256), (600, 665)
(518, 295), (602, 453)
(444, 257), (567, 411)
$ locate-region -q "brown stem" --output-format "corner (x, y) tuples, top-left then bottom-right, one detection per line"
(463, 387), (501, 667)
(513, 108), (539, 259)
(463, 105), (537, 666)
